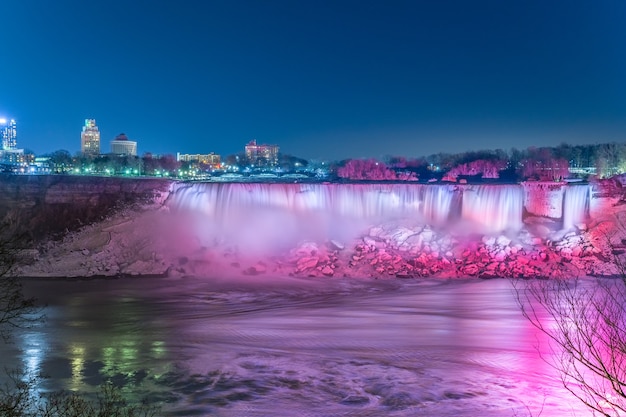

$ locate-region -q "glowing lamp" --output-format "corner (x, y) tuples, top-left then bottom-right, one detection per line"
(0, 118), (6, 124)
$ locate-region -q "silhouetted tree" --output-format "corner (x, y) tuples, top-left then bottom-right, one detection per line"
(277, 154), (308, 172)
(45, 150), (73, 173)
(223, 153), (248, 170)
(516, 213), (626, 416)
(141, 153), (159, 176)
(0, 224), (40, 342)
(596, 143), (626, 178)
(157, 154), (180, 173)
(0, 225), (158, 416)
(517, 148), (569, 181)
(447, 159), (507, 180)
(336, 159), (418, 180)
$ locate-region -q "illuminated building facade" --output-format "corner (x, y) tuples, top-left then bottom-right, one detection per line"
(2, 149), (27, 164)
(176, 152), (221, 168)
(245, 139), (279, 167)
(0, 118), (27, 166)
(81, 119), (101, 155)
(110, 133), (137, 156)
(1, 118), (17, 150)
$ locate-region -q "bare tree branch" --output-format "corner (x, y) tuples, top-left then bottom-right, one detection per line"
(515, 211), (626, 416)
(0, 221), (43, 342)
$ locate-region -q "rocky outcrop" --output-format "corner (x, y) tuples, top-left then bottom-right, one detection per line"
(277, 219), (613, 280)
(0, 174), (172, 238)
(521, 181), (565, 218)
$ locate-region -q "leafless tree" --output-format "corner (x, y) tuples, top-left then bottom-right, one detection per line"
(516, 213), (626, 416)
(0, 222), (40, 342)
(1, 373), (159, 417)
(0, 221), (160, 416)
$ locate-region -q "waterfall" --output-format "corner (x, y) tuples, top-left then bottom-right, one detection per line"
(562, 185), (590, 230)
(460, 185), (524, 232)
(166, 182), (532, 252)
(168, 182), (458, 224)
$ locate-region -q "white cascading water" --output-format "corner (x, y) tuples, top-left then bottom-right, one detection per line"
(168, 182), (457, 223)
(460, 184), (524, 232)
(562, 184), (590, 230)
(166, 183), (530, 253)
(167, 183), (459, 253)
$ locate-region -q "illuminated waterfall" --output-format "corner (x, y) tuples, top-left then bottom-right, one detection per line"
(167, 182), (458, 225)
(562, 185), (591, 230)
(166, 183), (460, 252)
(166, 182), (588, 251)
(461, 185), (524, 232)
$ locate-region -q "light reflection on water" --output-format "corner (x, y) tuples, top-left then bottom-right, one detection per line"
(1, 276), (589, 416)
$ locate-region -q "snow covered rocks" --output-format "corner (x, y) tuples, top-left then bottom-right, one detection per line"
(283, 221), (610, 280)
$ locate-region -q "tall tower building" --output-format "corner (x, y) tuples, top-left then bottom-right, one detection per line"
(0, 118), (17, 150)
(81, 119), (101, 155)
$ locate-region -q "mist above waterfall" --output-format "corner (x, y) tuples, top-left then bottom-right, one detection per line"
(164, 182), (551, 257)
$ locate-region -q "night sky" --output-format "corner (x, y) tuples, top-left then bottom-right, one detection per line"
(1, 0), (625, 161)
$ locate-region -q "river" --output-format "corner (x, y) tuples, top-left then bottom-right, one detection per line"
(1, 275), (590, 416)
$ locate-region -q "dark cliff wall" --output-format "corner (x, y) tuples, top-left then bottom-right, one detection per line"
(0, 175), (173, 238)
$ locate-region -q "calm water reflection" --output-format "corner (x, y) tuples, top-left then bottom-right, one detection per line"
(1, 276), (588, 416)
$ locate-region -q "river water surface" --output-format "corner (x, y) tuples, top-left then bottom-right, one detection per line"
(2, 276), (590, 416)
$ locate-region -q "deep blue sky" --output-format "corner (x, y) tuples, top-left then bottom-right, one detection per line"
(1, 0), (625, 160)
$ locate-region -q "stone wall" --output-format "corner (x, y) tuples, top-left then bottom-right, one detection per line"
(0, 174), (172, 238)
(521, 181), (565, 218)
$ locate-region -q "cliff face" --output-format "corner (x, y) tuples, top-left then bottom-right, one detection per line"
(0, 175), (172, 238)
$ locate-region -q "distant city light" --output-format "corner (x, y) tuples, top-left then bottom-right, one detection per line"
(0, 118), (6, 124)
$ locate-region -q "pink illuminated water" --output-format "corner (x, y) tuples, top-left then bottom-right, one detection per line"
(460, 185), (524, 232)
(168, 182), (458, 223)
(166, 183), (544, 255)
(167, 183), (590, 252)
(3, 276), (591, 416)
(167, 183), (461, 254)
(563, 185), (591, 230)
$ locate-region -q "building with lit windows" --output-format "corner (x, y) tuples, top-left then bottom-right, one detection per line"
(1, 118), (17, 150)
(176, 152), (221, 169)
(0, 118), (28, 166)
(110, 133), (137, 156)
(80, 119), (101, 155)
(2, 149), (27, 165)
(244, 139), (279, 167)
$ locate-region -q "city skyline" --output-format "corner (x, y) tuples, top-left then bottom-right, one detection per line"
(1, 1), (625, 160)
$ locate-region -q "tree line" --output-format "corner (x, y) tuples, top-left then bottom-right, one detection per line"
(334, 142), (626, 181)
(39, 141), (626, 181)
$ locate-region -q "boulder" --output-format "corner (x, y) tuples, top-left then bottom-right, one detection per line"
(296, 256), (319, 272)
(321, 265), (334, 276)
(496, 235), (511, 247)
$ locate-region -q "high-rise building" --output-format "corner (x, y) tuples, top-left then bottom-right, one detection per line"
(245, 139), (279, 167)
(0, 118), (17, 150)
(110, 133), (137, 156)
(81, 119), (101, 155)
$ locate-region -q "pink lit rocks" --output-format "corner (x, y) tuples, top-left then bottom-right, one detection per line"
(272, 220), (604, 280)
